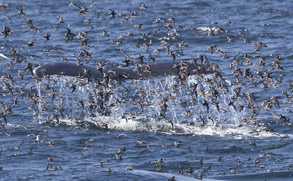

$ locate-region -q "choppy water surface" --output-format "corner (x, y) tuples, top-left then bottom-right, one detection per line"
(0, 0), (292, 180)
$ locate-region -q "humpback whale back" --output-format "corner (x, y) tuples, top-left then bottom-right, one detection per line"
(33, 62), (102, 79)
(33, 61), (225, 81)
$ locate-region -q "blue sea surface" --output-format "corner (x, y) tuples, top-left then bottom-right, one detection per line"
(0, 0), (292, 180)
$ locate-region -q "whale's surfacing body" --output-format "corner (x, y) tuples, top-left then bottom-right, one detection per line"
(33, 61), (226, 117)
(33, 61), (225, 81)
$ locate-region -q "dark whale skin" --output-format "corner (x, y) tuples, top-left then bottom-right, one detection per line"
(33, 61), (225, 80)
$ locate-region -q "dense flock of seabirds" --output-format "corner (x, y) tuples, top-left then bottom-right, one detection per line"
(0, 1), (292, 179)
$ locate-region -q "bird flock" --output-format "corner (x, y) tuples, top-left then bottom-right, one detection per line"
(0, 1), (292, 179)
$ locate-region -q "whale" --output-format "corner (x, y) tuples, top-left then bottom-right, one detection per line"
(33, 61), (226, 117)
(33, 61), (225, 81)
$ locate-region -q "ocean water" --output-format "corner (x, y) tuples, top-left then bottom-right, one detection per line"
(0, 0), (292, 180)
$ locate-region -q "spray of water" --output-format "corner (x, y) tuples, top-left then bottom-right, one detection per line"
(35, 74), (279, 138)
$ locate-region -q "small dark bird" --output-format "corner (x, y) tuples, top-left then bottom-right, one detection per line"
(44, 33), (51, 42)
(79, 6), (88, 15)
(18, 9), (26, 18)
(109, 9), (116, 18)
(1, 26), (11, 38)
(64, 27), (75, 41)
(28, 39), (36, 46)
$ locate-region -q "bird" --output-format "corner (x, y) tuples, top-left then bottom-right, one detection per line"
(109, 9), (116, 18)
(133, 24), (142, 31)
(64, 27), (75, 41)
(1, 26), (11, 38)
(28, 39), (36, 46)
(0, 53), (9, 60)
(57, 16), (64, 24)
(78, 6), (88, 15)
(44, 33), (51, 42)
(18, 8), (26, 18)
(155, 165), (163, 172)
(11, 138), (26, 150)
(139, 3), (147, 10)
(126, 165), (133, 170)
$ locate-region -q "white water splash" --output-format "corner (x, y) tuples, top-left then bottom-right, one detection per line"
(34, 74), (286, 138)
(196, 26), (225, 35)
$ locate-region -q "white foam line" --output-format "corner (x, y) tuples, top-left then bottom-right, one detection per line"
(56, 116), (287, 139)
